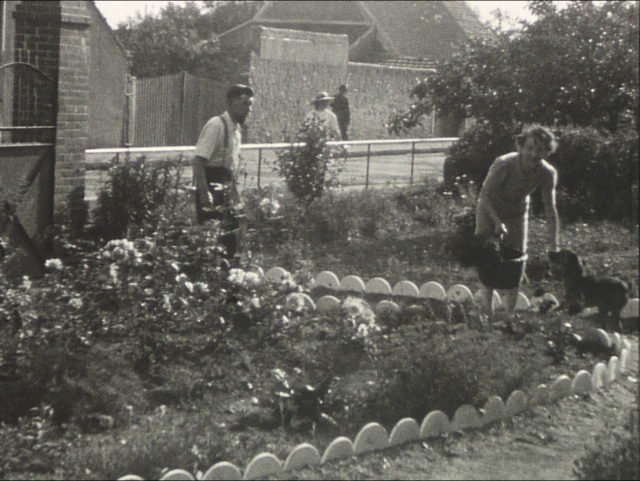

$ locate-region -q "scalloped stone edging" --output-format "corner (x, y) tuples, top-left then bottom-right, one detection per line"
(117, 267), (637, 480)
(277, 268), (639, 323)
(118, 337), (633, 480)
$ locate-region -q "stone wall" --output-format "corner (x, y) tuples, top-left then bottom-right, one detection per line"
(258, 27), (349, 67)
(247, 57), (436, 143)
(345, 62), (435, 140)
(248, 56), (346, 143)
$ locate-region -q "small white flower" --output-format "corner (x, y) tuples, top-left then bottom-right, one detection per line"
(108, 264), (119, 284)
(357, 323), (369, 338)
(45, 258), (64, 270)
(163, 294), (172, 312)
(249, 297), (261, 309)
(111, 247), (127, 261)
(175, 273), (188, 284)
(69, 297), (84, 309)
(184, 281), (194, 293)
(228, 268), (246, 285)
(243, 272), (262, 288)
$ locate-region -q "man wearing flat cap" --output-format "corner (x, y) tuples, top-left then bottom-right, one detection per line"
(304, 91), (340, 139)
(192, 84), (254, 259)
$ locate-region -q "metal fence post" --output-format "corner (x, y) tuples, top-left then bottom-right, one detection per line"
(365, 143), (371, 189)
(257, 148), (262, 188)
(410, 141), (415, 186)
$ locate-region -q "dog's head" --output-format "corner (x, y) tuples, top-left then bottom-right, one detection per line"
(549, 249), (584, 276)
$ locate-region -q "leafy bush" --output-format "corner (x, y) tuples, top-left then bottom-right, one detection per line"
(275, 118), (347, 204)
(442, 121), (516, 189)
(441, 123), (639, 222)
(91, 156), (185, 241)
(552, 127), (639, 222)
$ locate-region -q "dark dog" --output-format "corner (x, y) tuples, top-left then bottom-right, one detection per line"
(549, 249), (629, 332)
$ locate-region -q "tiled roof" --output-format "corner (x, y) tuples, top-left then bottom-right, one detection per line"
(251, 1), (373, 45)
(360, 1), (489, 62)
(219, 1), (493, 63)
(442, 1), (494, 41)
(372, 56), (438, 71)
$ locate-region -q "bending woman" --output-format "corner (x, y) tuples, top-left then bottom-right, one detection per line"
(475, 124), (560, 322)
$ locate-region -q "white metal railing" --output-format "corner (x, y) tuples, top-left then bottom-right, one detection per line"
(85, 137), (458, 189)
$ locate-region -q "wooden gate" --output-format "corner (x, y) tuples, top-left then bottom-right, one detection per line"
(0, 62), (56, 278)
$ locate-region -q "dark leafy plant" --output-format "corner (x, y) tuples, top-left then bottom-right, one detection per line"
(114, 1), (264, 80)
(394, 1), (639, 134)
(91, 156), (184, 241)
(271, 368), (337, 431)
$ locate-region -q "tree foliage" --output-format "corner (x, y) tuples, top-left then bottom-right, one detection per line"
(114, 1), (264, 80)
(389, 1), (639, 135)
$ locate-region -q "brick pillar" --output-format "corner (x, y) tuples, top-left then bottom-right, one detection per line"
(12, 1), (90, 211)
(54, 1), (90, 209)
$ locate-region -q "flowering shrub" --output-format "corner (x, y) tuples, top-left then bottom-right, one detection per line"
(341, 297), (381, 340)
(275, 117), (347, 204)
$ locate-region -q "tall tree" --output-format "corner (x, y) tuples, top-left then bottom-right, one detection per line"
(390, 1), (639, 135)
(115, 1), (264, 80)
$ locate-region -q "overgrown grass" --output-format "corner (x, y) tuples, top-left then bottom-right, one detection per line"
(573, 391), (639, 480)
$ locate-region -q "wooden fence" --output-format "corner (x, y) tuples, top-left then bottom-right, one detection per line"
(132, 71), (226, 147)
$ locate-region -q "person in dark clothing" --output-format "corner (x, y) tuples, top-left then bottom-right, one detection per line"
(332, 84), (350, 141)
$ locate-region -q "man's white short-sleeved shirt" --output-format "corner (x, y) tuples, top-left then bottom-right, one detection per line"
(194, 111), (242, 171)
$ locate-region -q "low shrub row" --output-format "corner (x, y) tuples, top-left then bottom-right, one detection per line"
(443, 123), (639, 223)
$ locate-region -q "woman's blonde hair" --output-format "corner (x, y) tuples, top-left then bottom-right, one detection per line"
(515, 124), (557, 154)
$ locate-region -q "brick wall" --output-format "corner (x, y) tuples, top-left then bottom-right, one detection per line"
(12, 1), (90, 209)
(54, 1), (90, 207)
(12, 1), (61, 79)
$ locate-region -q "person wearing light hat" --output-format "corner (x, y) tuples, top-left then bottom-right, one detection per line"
(304, 91), (340, 138)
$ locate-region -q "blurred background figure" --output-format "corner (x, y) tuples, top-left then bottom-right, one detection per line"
(332, 84), (350, 141)
(305, 91), (340, 139)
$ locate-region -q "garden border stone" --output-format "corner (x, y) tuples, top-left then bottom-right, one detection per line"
(201, 461), (242, 480)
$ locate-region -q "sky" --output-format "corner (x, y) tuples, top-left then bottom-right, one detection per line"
(94, 1), (536, 30)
